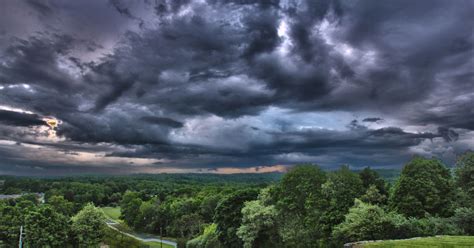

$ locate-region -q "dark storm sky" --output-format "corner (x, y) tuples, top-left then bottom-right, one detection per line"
(0, 0), (473, 175)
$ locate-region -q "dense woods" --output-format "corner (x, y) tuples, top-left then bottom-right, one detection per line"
(1, 152), (473, 247)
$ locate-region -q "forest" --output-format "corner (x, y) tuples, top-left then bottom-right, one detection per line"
(1, 152), (473, 247)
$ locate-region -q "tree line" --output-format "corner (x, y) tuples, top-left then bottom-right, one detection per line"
(0, 152), (473, 247)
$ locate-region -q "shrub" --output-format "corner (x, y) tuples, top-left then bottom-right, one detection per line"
(453, 207), (474, 235)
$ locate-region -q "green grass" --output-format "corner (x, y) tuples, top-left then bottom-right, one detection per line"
(361, 236), (474, 248)
(101, 206), (121, 222)
(144, 241), (174, 248)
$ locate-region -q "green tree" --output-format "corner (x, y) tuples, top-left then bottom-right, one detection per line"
(453, 207), (474, 235)
(320, 166), (364, 237)
(275, 165), (327, 247)
(333, 199), (401, 243)
(214, 189), (258, 248)
(71, 203), (107, 247)
(120, 191), (143, 228)
(361, 184), (387, 205)
(455, 152), (474, 207)
(359, 167), (387, 195)
(48, 195), (74, 216)
(390, 157), (454, 217)
(237, 188), (280, 248)
(187, 223), (223, 248)
(0, 202), (22, 246)
(24, 205), (70, 247)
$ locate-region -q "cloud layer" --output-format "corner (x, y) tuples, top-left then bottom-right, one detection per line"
(0, 0), (472, 174)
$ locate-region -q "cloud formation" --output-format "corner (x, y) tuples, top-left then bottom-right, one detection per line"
(0, 0), (472, 174)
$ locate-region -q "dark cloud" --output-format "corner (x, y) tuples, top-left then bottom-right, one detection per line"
(0, 110), (45, 127)
(362, 117), (383, 122)
(140, 116), (184, 128)
(0, 0), (472, 174)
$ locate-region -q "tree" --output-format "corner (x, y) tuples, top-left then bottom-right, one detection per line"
(120, 191), (143, 228)
(187, 223), (223, 248)
(48, 195), (74, 216)
(214, 189), (258, 248)
(333, 199), (401, 243)
(237, 188), (280, 248)
(390, 157), (454, 217)
(453, 207), (474, 235)
(24, 205), (70, 247)
(361, 184), (387, 205)
(320, 166), (364, 237)
(138, 200), (160, 233)
(71, 203), (107, 247)
(275, 165), (327, 247)
(455, 152), (474, 207)
(359, 167), (387, 195)
(0, 202), (22, 246)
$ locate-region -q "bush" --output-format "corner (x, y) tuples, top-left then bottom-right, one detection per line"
(453, 207), (474, 235)
(404, 216), (461, 237)
(333, 199), (401, 243)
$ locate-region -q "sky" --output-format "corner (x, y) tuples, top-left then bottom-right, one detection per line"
(0, 0), (473, 175)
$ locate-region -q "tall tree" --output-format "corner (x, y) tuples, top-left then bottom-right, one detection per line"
(275, 165), (327, 247)
(71, 203), (107, 247)
(237, 188), (281, 248)
(390, 157), (454, 217)
(359, 167), (387, 195)
(320, 165), (365, 237)
(120, 191), (143, 228)
(455, 151), (474, 207)
(24, 205), (70, 247)
(214, 189), (258, 248)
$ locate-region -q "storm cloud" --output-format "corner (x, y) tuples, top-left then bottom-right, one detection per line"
(0, 0), (472, 174)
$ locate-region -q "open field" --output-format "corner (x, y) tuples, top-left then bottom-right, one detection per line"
(360, 236), (474, 248)
(101, 206), (121, 222)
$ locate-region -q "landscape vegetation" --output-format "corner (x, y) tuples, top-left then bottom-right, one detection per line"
(1, 152), (473, 247)
(0, 0), (473, 247)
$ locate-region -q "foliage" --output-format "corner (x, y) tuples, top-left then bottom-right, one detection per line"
(390, 157), (454, 218)
(0, 160), (469, 246)
(275, 165), (327, 247)
(361, 185), (387, 205)
(237, 189), (280, 248)
(0, 202), (22, 246)
(452, 207), (474, 235)
(186, 224), (223, 248)
(24, 205), (70, 247)
(47, 195), (74, 216)
(455, 151), (474, 207)
(333, 199), (402, 243)
(71, 203), (107, 247)
(214, 189), (258, 248)
(359, 167), (388, 196)
(120, 191), (143, 228)
(320, 165), (365, 237)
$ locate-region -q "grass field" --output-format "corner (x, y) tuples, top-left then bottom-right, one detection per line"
(361, 236), (474, 248)
(145, 241), (175, 248)
(101, 206), (121, 222)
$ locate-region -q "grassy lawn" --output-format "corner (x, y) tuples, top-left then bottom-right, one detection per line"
(101, 206), (121, 222)
(144, 241), (175, 248)
(361, 236), (474, 248)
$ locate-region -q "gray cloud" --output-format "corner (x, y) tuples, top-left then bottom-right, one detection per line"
(0, 110), (46, 127)
(0, 0), (472, 174)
